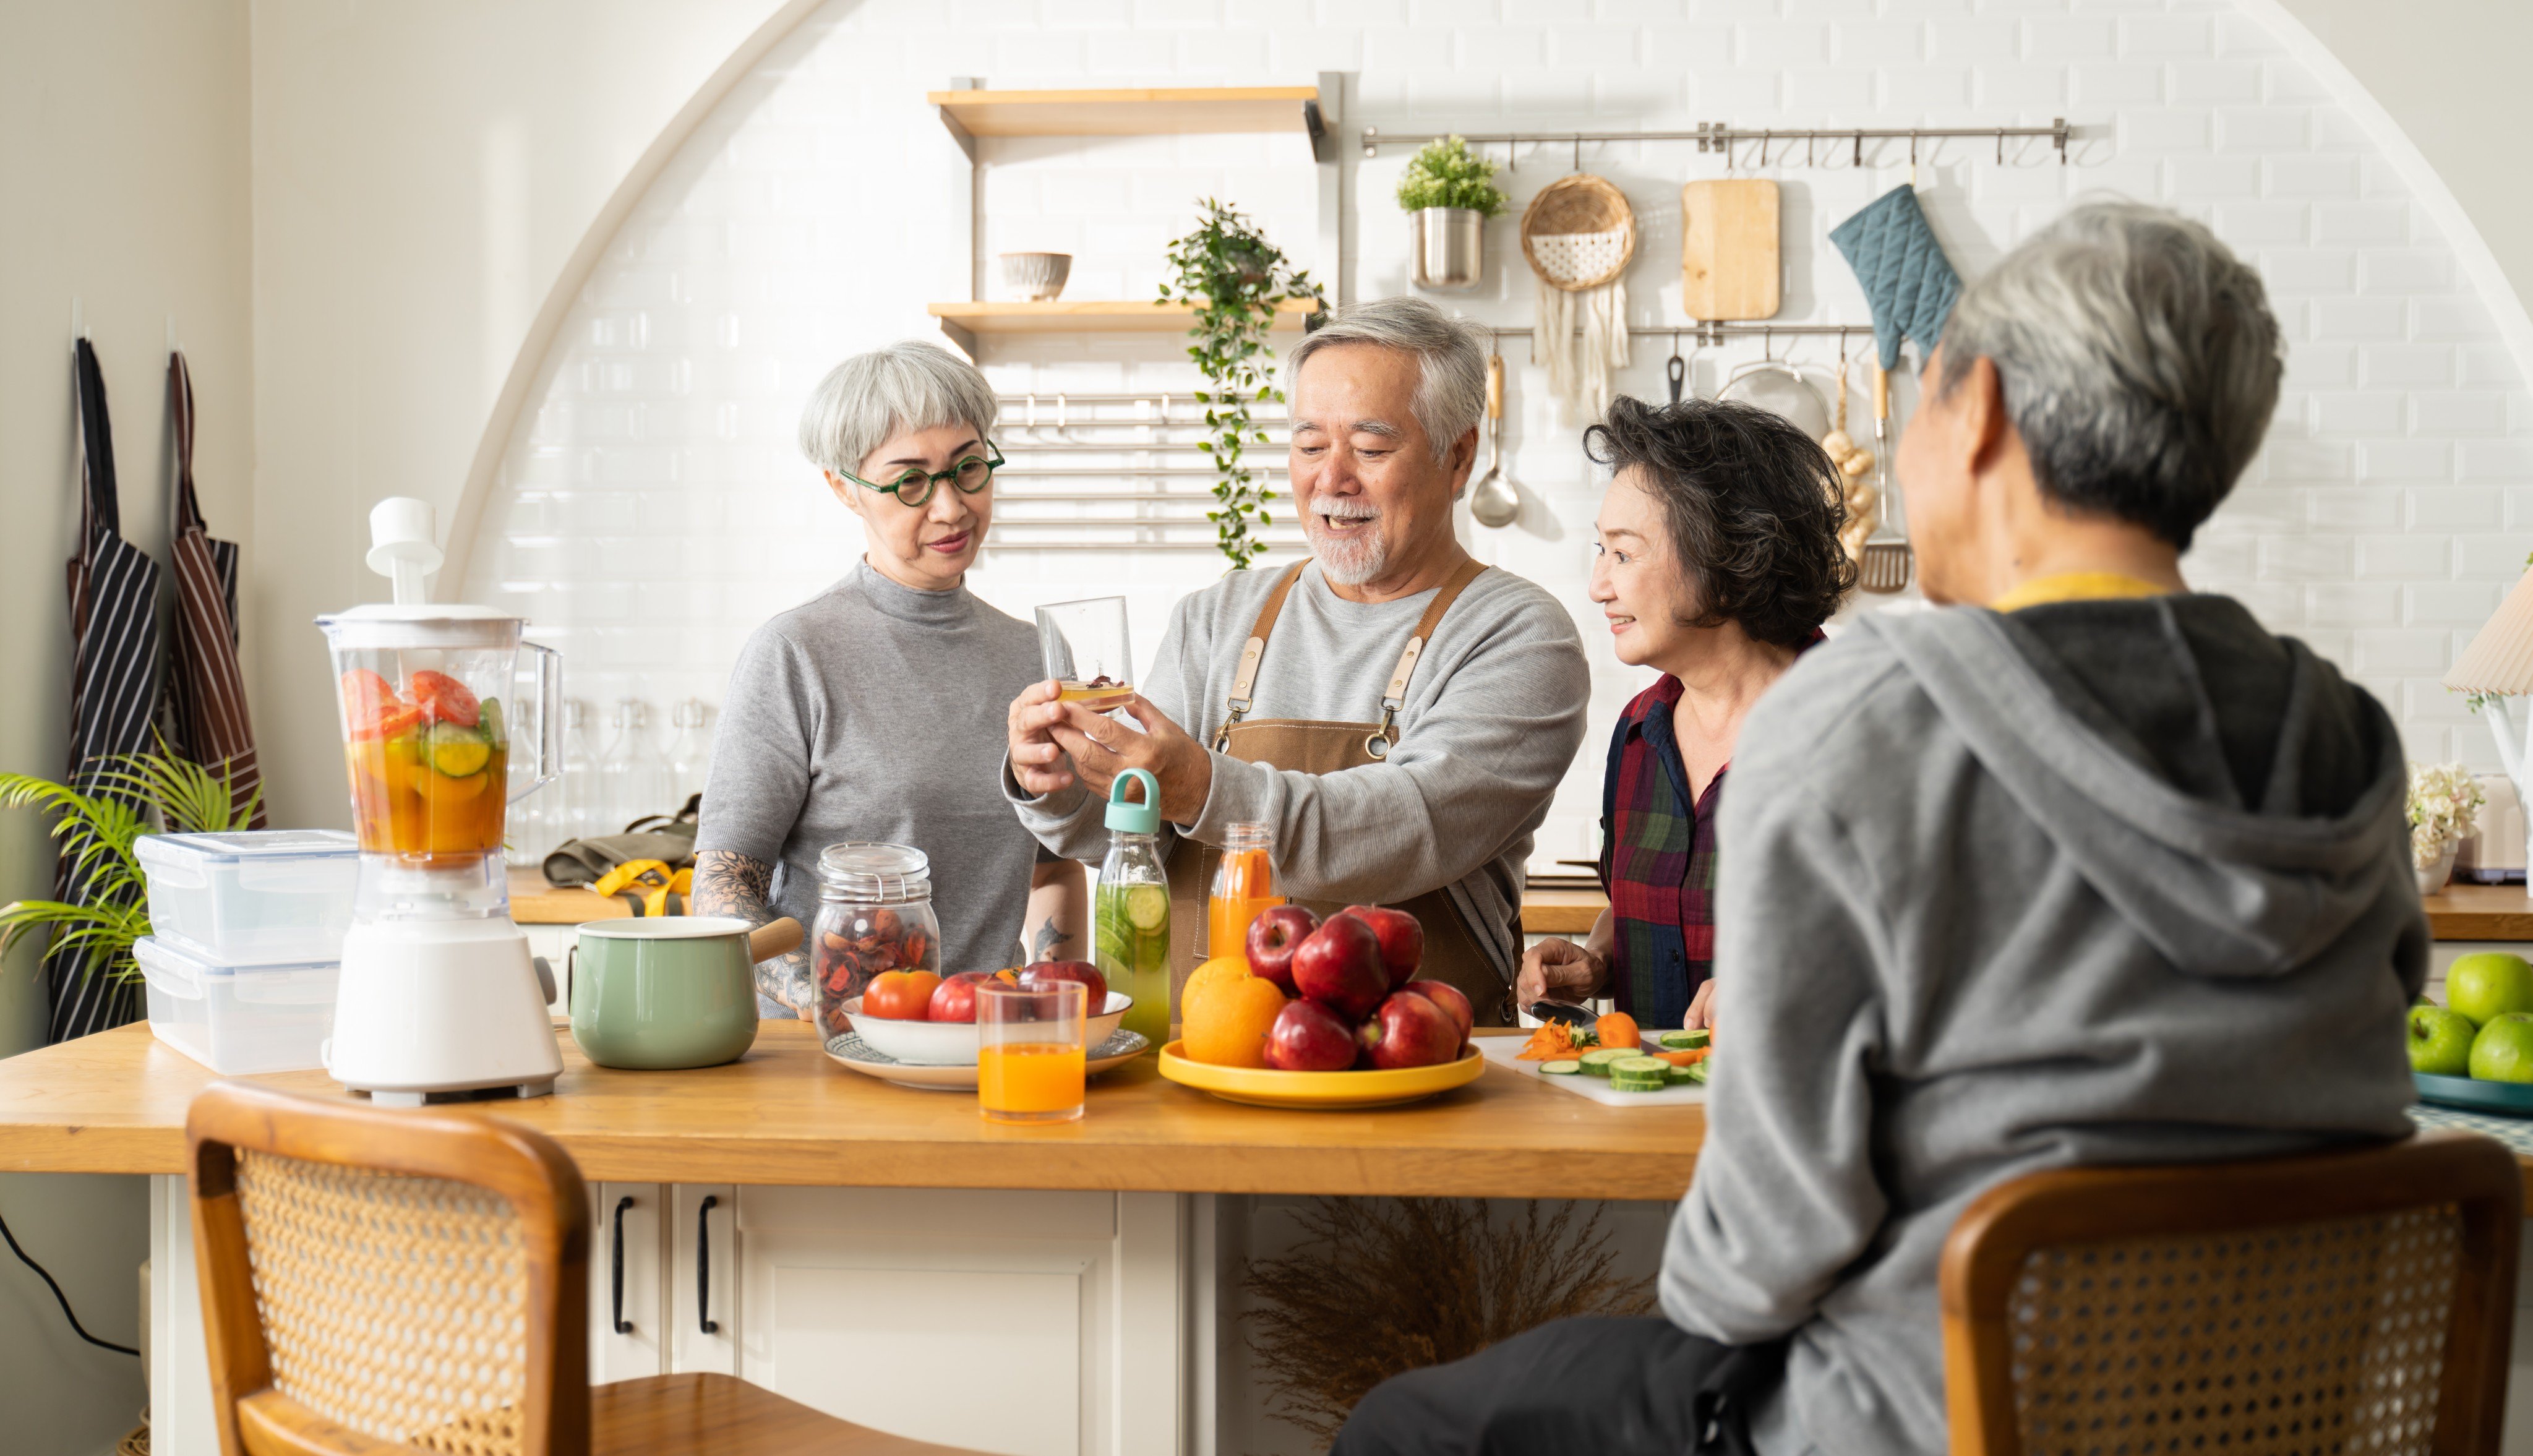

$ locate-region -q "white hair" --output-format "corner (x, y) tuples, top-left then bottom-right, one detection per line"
(1282, 297), (1489, 464)
(1936, 198), (2283, 550)
(797, 340), (999, 477)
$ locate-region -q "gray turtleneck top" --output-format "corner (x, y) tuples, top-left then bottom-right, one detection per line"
(696, 561), (1050, 1001)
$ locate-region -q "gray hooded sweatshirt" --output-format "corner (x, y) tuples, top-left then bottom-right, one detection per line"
(1660, 595), (2425, 1456)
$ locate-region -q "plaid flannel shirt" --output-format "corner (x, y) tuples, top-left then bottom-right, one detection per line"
(1598, 674), (1720, 1029)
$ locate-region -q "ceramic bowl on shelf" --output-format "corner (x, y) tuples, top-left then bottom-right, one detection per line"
(840, 991), (1129, 1066)
(1156, 1041), (1485, 1110)
(1000, 252), (1072, 301)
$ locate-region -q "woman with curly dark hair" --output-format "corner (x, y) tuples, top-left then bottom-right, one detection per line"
(1517, 395), (1855, 1030)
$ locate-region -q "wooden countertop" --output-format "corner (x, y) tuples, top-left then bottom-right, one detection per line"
(513, 870), (1614, 937)
(0, 1023), (1699, 1200)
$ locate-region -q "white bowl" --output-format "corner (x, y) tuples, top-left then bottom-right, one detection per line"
(844, 990), (1129, 1066)
(1000, 251), (1072, 301)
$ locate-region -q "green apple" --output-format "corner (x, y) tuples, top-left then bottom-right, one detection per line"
(2409, 1004), (2477, 1076)
(2447, 953), (2533, 1027)
(2470, 1013), (2533, 1084)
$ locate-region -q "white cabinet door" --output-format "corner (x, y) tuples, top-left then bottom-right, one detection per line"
(668, 1183), (739, 1376)
(705, 1185), (1191, 1456)
(588, 1183), (667, 1382)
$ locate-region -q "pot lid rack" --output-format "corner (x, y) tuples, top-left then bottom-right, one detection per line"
(1363, 119), (2071, 168)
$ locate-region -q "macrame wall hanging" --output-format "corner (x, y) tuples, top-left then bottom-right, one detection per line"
(1520, 174), (1636, 426)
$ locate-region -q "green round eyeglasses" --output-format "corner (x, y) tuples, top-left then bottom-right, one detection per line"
(838, 443), (1005, 508)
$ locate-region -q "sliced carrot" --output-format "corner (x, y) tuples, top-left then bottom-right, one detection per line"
(1652, 1047), (1711, 1068)
(1595, 1012), (1640, 1053)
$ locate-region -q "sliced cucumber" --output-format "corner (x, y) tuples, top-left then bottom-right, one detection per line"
(1666, 1064), (1698, 1085)
(1684, 1060), (1712, 1085)
(1611, 1075), (1668, 1092)
(429, 724), (492, 777)
(478, 695), (506, 748)
(1123, 884), (1169, 931)
(1538, 1060), (1583, 1076)
(1610, 1056), (1665, 1079)
(1579, 1048), (1629, 1077)
(1659, 1029), (1710, 1050)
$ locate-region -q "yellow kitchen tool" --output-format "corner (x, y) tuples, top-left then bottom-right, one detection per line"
(1680, 179), (1780, 321)
(1157, 1040), (1485, 1109)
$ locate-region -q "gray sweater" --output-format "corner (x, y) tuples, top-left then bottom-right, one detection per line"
(697, 562), (1051, 1006)
(1008, 561), (1590, 983)
(1663, 596), (2424, 1456)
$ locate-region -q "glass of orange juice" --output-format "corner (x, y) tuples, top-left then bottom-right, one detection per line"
(977, 980), (1088, 1124)
(1208, 821), (1282, 959)
(1036, 596), (1134, 711)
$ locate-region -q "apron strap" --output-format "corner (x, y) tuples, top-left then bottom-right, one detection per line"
(1216, 560), (1309, 750)
(1366, 557), (1488, 760)
(169, 352), (206, 536)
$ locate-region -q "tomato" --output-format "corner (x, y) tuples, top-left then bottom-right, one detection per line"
(409, 669), (481, 728)
(341, 669), (421, 740)
(862, 969), (943, 1021)
(927, 970), (997, 1024)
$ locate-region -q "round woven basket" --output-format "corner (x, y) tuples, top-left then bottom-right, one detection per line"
(1519, 174), (1636, 292)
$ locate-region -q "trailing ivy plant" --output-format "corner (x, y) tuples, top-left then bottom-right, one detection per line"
(1395, 135), (1508, 216)
(1159, 199), (1324, 570)
(0, 751), (263, 987)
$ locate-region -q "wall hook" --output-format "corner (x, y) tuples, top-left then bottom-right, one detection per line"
(1572, 133), (1582, 173)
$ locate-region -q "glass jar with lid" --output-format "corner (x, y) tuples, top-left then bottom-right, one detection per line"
(812, 842), (940, 1041)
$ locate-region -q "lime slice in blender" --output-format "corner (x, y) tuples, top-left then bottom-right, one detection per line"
(1123, 884), (1168, 931)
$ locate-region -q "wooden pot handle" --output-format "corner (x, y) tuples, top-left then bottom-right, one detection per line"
(747, 917), (804, 964)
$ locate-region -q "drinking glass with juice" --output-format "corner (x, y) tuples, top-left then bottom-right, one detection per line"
(1037, 597), (1134, 710)
(977, 980), (1087, 1124)
(1095, 768), (1171, 1051)
(1208, 822), (1281, 958)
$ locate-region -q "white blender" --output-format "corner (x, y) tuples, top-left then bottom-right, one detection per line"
(319, 498), (564, 1105)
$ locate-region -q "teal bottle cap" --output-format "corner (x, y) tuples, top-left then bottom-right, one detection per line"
(1105, 768), (1161, 835)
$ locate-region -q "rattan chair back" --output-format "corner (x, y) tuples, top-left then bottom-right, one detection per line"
(188, 1081), (592, 1456)
(1939, 1130), (2521, 1456)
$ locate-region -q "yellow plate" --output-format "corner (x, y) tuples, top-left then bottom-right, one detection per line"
(1156, 1041), (1484, 1109)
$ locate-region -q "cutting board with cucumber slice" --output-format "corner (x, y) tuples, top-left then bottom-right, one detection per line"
(1477, 1036), (1706, 1107)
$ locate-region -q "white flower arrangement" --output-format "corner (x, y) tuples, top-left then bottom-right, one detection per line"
(2406, 761), (2486, 871)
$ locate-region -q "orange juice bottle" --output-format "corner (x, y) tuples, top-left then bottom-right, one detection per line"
(1208, 823), (1282, 959)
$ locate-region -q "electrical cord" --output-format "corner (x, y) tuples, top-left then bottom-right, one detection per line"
(0, 1204), (140, 1356)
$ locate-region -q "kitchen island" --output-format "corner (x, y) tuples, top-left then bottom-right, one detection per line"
(0, 1021), (1694, 1456)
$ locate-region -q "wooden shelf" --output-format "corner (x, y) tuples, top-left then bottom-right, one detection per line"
(928, 86), (1320, 139)
(929, 299), (1318, 348)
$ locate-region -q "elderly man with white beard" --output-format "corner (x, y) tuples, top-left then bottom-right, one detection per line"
(1003, 297), (1589, 1024)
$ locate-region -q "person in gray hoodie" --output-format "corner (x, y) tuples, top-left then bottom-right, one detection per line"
(1331, 200), (2424, 1456)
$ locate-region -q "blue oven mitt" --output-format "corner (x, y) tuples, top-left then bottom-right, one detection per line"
(1830, 185), (1961, 372)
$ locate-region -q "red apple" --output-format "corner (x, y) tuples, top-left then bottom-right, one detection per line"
(1397, 979), (1473, 1043)
(1245, 906), (1320, 993)
(1264, 998), (1358, 1072)
(1290, 914), (1387, 1020)
(1020, 960), (1108, 1011)
(1357, 990), (1463, 1070)
(1342, 905), (1426, 988)
(927, 970), (996, 1024)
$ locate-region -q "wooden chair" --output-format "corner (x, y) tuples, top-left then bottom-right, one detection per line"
(1940, 1129), (2523, 1456)
(186, 1080), (981, 1456)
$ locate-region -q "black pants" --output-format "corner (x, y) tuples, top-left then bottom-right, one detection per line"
(1329, 1316), (1786, 1456)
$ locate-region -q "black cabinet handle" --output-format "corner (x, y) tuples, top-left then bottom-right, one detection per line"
(609, 1196), (634, 1335)
(697, 1194), (721, 1335)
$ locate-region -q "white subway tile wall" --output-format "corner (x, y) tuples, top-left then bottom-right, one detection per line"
(462, 0), (2533, 878)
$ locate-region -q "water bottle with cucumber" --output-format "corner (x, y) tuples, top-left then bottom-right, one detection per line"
(1095, 768), (1171, 1052)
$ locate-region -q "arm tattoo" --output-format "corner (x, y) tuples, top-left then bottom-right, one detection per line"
(1031, 915), (1069, 962)
(693, 850), (812, 1016)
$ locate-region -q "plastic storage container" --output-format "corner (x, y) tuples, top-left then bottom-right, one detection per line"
(135, 830), (359, 963)
(134, 935), (340, 1074)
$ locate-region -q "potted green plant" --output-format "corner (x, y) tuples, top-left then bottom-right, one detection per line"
(0, 752), (265, 995)
(1159, 199), (1324, 570)
(1397, 135), (1509, 293)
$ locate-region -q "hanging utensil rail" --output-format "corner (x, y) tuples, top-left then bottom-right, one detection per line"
(1361, 119), (2069, 166)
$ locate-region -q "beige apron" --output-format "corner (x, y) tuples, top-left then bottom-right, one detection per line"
(1164, 557), (1519, 1026)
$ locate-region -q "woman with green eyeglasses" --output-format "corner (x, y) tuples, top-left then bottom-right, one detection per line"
(693, 341), (1087, 1019)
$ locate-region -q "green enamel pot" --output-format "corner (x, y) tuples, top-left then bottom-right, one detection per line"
(569, 915), (801, 1070)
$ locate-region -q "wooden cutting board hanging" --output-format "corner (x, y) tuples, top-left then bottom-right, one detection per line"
(1680, 178), (1780, 320)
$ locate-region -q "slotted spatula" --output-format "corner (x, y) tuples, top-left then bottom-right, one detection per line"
(1856, 363), (1913, 593)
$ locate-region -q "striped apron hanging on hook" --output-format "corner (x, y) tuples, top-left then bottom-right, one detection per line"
(165, 353), (265, 827)
(49, 340), (165, 1042)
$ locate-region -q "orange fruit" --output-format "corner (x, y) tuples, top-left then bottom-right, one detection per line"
(1182, 956), (1288, 1068)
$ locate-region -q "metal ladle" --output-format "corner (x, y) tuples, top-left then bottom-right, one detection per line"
(1470, 344), (1519, 528)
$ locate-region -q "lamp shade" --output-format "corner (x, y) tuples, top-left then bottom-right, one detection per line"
(2446, 568), (2533, 694)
